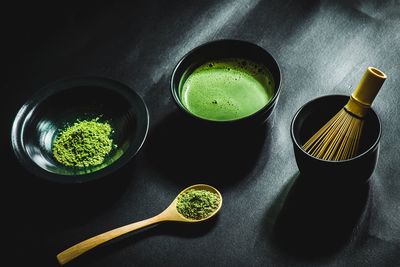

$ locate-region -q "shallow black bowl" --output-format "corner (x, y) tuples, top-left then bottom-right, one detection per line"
(11, 77), (149, 184)
(171, 39), (281, 128)
(291, 95), (381, 183)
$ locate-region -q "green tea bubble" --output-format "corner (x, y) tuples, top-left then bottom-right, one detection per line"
(179, 58), (275, 121)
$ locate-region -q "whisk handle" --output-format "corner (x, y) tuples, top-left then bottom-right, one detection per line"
(352, 67), (386, 106)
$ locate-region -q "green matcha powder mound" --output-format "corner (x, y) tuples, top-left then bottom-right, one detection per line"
(177, 189), (221, 220)
(52, 118), (115, 167)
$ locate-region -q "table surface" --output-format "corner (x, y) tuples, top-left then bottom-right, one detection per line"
(3, 0), (400, 266)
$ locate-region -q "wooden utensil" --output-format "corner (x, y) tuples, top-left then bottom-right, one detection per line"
(56, 184), (222, 265)
(302, 67), (386, 161)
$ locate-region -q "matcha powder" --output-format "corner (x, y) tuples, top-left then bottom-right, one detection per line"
(52, 118), (115, 167)
(177, 189), (221, 220)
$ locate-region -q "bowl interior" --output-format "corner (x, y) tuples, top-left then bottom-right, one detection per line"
(171, 40), (281, 122)
(12, 77), (149, 183)
(292, 95), (380, 158)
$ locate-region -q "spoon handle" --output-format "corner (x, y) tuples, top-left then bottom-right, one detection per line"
(56, 213), (166, 265)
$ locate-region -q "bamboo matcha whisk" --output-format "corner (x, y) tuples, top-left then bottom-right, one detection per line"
(302, 67), (387, 161)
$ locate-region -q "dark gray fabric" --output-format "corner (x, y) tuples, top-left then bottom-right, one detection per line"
(3, 0), (400, 266)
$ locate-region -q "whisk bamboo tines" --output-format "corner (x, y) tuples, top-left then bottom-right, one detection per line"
(302, 67), (387, 161)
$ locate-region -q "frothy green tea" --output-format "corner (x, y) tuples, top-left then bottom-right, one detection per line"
(179, 58), (275, 121)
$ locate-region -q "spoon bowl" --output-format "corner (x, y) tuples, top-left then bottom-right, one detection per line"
(167, 184), (223, 222)
(56, 184), (222, 265)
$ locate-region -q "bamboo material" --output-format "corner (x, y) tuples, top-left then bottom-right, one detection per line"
(56, 184), (222, 265)
(303, 67), (386, 161)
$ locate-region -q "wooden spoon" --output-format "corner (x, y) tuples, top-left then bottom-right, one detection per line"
(56, 184), (222, 265)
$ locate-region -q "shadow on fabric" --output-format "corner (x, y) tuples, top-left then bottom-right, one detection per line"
(144, 110), (272, 188)
(272, 172), (370, 258)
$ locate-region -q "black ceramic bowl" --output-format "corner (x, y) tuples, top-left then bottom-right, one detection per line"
(11, 77), (149, 184)
(291, 95), (381, 182)
(171, 39), (281, 128)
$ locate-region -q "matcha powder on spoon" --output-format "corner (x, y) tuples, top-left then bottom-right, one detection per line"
(52, 118), (115, 167)
(177, 189), (221, 220)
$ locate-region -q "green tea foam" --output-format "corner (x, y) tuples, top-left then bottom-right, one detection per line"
(179, 58), (274, 121)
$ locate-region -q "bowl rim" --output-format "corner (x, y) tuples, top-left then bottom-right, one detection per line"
(11, 76), (149, 184)
(170, 39), (282, 124)
(290, 94), (382, 163)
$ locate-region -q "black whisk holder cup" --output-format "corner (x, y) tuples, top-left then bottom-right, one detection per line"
(290, 95), (381, 183)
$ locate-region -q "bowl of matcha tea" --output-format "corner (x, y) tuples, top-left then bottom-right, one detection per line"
(11, 76), (149, 184)
(171, 39), (281, 127)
